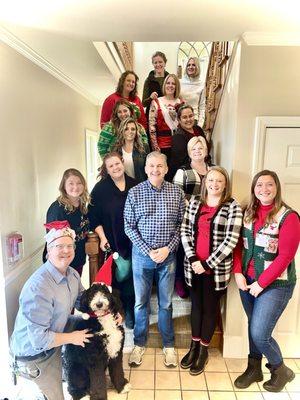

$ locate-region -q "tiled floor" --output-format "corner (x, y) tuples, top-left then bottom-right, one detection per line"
(13, 348), (300, 399)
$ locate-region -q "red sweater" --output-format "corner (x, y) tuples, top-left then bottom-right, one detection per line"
(195, 205), (218, 275)
(233, 203), (300, 288)
(100, 92), (147, 129)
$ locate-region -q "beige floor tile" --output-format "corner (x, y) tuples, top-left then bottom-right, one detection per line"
(133, 354), (155, 370)
(155, 370), (181, 390)
(107, 388), (127, 399)
(236, 393), (263, 400)
(284, 359), (299, 371)
(127, 389), (154, 400)
(156, 354), (179, 370)
(145, 347), (156, 355)
(285, 373), (300, 391)
(262, 392), (290, 400)
(288, 393), (300, 400)
(180, 371), (207, 391)
(205, 372), (233, 391)
(182, 390), (209, 400)
(205, 356), (227, 372)
(230, 372), (260, 391)
(130, 370), (154, 389)
(209, 392), (236, 400)
(178, 347), (189, 355)
(155, 389), (182, 400)
(225, 358), (248, 372)
(294, 359), (300, 370)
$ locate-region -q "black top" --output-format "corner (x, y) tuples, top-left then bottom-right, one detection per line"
(46, 200), (89, 269)
(167, 125), (206, 182)
(142, 70), (169, 113)
(88, 174), (137, 259)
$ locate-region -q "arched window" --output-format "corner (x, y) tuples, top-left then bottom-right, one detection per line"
(177, 41), (212, 82)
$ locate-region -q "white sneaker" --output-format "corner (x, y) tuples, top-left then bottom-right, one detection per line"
(128, 345), (145, 367)
(163, 347), (177, 367)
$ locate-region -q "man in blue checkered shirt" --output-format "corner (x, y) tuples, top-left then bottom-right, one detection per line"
(124, 151), (185, 368)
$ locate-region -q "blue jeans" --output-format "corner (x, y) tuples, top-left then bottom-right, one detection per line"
(239, 277), (295, 365)
(132, 246), (176, 347)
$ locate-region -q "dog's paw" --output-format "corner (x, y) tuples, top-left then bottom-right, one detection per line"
(121, 383), (131, 394)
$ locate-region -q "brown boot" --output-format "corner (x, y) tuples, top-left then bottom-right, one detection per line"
(263, 362), (295, 392)
(234, 357), (263, 389)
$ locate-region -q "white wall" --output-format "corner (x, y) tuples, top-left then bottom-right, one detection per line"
(215, 41), (300, 357)
(0, 41), (98, 333)
(134, 42), (180, 96)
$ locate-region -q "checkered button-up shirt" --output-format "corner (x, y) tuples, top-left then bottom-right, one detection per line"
(124, 179), (185, 256)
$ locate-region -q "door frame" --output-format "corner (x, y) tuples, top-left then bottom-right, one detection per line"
(252, 116), (300, 174)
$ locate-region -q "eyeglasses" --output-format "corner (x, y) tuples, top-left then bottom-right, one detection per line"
(49, 244), (76, 251)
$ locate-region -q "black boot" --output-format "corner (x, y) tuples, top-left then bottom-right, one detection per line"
(189, 344), (208, 375)
(234, 356), (263, 389)
(180, 341), (200, 369)
(263, 362), (295, 392)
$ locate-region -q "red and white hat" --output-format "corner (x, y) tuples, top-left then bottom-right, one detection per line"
(44, 220), (76, 245)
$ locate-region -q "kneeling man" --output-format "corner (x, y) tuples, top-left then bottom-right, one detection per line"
(10, 221), (93, 400)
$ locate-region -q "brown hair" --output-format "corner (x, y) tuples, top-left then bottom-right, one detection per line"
(113, 117), (145, 154)
(177, 104), (194, 119)
(98, 152), (124, 179)
(244, 170), (289, 224)
(162, 73), (181, 99)
(152, 51), (167, 64)
(200, 166), (232, 206)
(116, 70), (139, 99)
(111, 99), (135, 130)
(58, 169), (90, 214)
(185, 57), (200, 78)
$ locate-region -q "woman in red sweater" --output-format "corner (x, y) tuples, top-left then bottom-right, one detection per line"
(100, 70), (147, 129)
(234, 170), (299, 393)
(181, 166), (242, 375)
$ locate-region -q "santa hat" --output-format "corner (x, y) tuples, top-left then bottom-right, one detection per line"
(44, 220), (76, 245)
(81, 251), (118, 320)
(93, 252), (119, 286)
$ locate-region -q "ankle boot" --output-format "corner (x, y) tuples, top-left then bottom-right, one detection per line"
(180, 340), (200, 369)
(234, 357), (263, 389)
(189, 344), (208, 375)
(263, 362), (295, 392)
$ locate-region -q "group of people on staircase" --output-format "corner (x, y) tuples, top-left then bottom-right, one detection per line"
(9, 50), (300, 400)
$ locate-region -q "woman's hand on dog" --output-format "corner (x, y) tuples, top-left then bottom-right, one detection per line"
(70, 329), (94, 347)
(115, 312), (123, 326)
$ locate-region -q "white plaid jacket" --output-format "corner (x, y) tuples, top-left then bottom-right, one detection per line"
(181, 197), (242, 290)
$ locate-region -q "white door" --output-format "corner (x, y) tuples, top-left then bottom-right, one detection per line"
(85, 129), (101, 192)
(253, 117), (300, 357)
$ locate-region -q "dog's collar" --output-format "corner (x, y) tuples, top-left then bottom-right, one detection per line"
(89, 310), (111, 318)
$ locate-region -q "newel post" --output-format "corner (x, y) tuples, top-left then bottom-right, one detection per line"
(85, 232), (100, 285)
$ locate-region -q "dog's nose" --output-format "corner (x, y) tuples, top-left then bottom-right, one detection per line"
(96, 302), (103, 309)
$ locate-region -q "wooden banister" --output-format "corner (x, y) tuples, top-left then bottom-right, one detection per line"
(85, 232), (100, 286)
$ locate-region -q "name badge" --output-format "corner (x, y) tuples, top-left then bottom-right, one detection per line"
(255, 233), (268, 247)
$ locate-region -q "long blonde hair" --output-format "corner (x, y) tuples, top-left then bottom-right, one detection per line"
(113, 117), (145, 154)
(58, 169), (90, 214)
(244, 170), (289, 224)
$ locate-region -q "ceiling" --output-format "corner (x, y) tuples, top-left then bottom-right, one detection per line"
(1, 0), (300, 104)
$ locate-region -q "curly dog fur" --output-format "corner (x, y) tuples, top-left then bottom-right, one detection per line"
(63, 283), (131, 400)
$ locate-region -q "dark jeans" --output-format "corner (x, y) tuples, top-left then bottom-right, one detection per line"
(239, 277), (295, 365)
(190, 273), (226, 344)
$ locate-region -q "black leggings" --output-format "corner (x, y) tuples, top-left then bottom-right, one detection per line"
(190, 273), (226, 344)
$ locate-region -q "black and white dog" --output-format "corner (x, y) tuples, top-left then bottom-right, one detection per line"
(63, 283), (131, 400)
